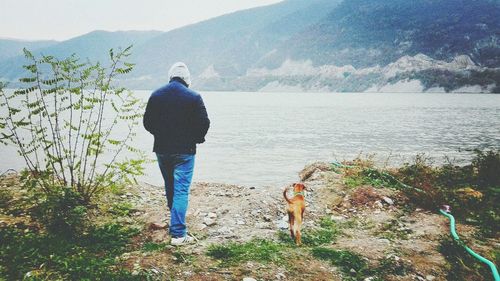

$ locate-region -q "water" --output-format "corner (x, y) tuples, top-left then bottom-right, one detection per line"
(2, 92), (500, 188)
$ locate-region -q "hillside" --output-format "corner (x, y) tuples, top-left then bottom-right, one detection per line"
(0, 39), (57, 61)
(1, 0), (500, 92)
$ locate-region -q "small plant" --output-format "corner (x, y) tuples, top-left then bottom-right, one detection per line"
(375, 219), (412, 241)
(207, 239), (284, 266)
(172, 249), (195, 264)
(109, 201), (135, 217)
(377, 254), (413, 276)
(311, 247), (371, 280)
(142, 242), (169, 252)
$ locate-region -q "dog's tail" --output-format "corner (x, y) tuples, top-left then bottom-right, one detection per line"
(283, 187), (293, 204)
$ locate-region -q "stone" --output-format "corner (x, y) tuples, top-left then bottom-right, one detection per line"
(263, 215), (272, 222)
(149, 222), (168, 230)
(255, 222), (269, 229)
(374, 200), (384, 208)
(330, 215), (345, 221)
(203, 218), (217, 226)
(243, 278), (257, 281)
(207, 212), (217, 219)
(237, 220), (246, 225)
(426, 275), (436, 281)
(218, 226), (233, 235)
(382, 196), (394, 205)
(276, 272), (286, 280)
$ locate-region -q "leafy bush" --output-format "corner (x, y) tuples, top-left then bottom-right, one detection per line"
(396, 150), (500, 236)
(0, 47), (144, 203)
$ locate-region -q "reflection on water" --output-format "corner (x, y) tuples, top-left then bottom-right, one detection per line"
(2, 92), (500, 188)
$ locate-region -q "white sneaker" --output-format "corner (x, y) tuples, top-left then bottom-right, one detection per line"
(170, 235), (195, 246)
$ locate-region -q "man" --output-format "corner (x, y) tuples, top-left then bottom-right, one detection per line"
(143, 62), (210, 246)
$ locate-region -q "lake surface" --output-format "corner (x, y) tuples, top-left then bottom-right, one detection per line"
(2, 92), (500, 188)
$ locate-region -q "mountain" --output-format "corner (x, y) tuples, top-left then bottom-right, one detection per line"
(127, 0), (342, 88)
(0, 30), (162, 83)
(1, 0), (499, 92)
(0, 39), (57, 61)
(264, 0), (500, 68)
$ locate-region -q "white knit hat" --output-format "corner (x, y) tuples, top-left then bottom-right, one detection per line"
(168, 62), (191, 87)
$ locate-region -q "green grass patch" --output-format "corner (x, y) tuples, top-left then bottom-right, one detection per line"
(278, 217), (340, 246)
(311, 247), (373, 280)
(0, 222), (142, 280)
(206, 239), (284, 266)
(344, 168), (403, 189)
(142, 242), (169, 252)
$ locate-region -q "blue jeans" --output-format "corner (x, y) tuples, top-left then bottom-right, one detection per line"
(156, 153), (195, 238)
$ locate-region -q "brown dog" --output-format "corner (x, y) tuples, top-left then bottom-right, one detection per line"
(283, 183), (306, 246)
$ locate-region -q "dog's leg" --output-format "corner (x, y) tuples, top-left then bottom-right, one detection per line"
(288, 211), (295, 239)
(294, 210), (303, 246)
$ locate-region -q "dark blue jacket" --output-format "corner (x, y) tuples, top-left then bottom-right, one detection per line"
(143, 78), (210, 154)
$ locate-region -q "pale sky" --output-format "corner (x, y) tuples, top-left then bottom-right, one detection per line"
(0, 0), (283, 41)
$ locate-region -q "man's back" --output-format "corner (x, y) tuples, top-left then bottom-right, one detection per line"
(143, 78), (210, 154)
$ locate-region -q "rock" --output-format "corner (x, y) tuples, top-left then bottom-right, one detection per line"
(350, 268), (357, 274)
(263, 215), (272, 222)
(276, 272), (286, 280)
(196, 224), (207, 231)
(382, 196), (394, 205)
(149, 222), (168, 230)
(218, 226), (233, 235)
(243, 278), (257, 281)
(426, 275), (436, 281)
(330, 215), (345, 221)
(207, 212), (217, 219)
(374, 200), (384, 209)
(237, 220), (246, 225)
(364, 278), (375, 281)
(255, 222), (269, 229)
(203, 218), (217, 226)
(251, 210), (261, 216)
(277, 215), (289, 229)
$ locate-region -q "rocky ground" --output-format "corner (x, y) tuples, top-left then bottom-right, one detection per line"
(117, 162), (499, 281)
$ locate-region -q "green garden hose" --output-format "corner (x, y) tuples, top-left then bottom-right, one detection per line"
(440, 207), (499, 281)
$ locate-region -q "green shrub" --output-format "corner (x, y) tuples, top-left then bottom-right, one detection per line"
(0, 222), (140, 280)
(29, 187), (88, 237)
(439, 237), (494, 281)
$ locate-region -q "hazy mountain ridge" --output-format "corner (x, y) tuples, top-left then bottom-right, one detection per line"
(1, 0), (499, 92)
(0, 39), (58, 61)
